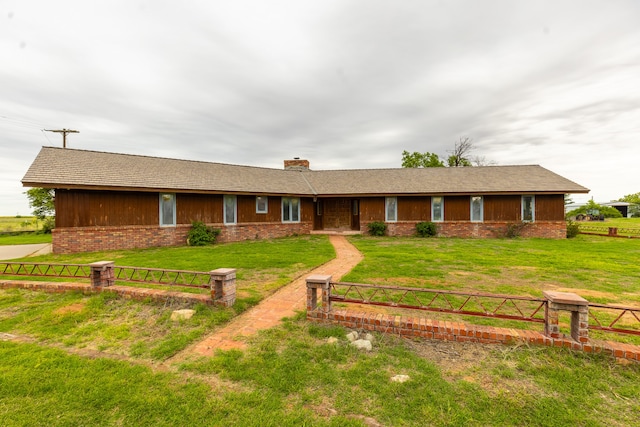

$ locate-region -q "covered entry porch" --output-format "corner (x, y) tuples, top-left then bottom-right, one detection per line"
(313, 197), (361, 232)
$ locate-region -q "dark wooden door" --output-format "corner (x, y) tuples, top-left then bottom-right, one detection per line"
(323, 198), (351, 229)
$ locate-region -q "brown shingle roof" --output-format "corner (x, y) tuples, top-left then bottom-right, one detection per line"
(22, 147), (589, 196)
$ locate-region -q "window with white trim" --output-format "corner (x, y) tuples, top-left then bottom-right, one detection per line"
(159, 193), (176, 226)
(522, 195), (535, 222)
(432, 196), (443, 222)
(471, 196), (483, 222)
(282, 197), (300, 222)
(385, 197), (397, 222)
(256, 196), (268, 214)
(224, 195), (237, 224)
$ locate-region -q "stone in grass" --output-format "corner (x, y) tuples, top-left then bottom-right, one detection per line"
(351, 339), (372, 351)
(326, 337), (339, 345)
(364, 333), (375, 343)
(346, 331), (359, 342)
(170, 309), (196, 321)
(390, 374), (410, 383)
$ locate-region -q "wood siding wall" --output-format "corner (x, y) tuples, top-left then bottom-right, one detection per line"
(535, 194), (565, 221)
(56, 190), (314, 228)
(444, 196), (470, 221)
(55, 190), (159, 227)
(484, 195), (520, 221)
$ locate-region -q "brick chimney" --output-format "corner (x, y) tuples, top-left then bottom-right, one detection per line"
(284, 158), (310, 170)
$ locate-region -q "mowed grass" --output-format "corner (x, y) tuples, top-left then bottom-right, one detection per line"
(2, 235), (640, 425)
(16, 234), (336, 301)
(2, 316), (639, 426)
(0, 232), (52, 245)
(344, 234), (640, 305)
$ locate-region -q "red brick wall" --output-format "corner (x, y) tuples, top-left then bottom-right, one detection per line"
(52, 221), (313, 254)
(360, 220), (566, 239)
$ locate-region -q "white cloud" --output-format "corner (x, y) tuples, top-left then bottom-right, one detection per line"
(1, 0), (639, 214)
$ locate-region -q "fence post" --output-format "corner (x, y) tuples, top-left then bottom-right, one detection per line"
(209, 268), (236, 307)
(608, 227), (618, 236)
(543, 291), (589, 343)
(89, 261), (115, 287)
(306, 274), (332, 315)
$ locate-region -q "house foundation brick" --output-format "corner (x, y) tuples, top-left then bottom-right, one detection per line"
(52, 221), (313, 254)
(359, 220), (566, 239)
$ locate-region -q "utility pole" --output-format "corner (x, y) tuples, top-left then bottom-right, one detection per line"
(44, 128), (79, 148)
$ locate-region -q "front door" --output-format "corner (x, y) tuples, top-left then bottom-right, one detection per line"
(323, 198), (352, 229)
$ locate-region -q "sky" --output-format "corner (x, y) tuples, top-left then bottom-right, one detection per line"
(1, 0), (639, 216)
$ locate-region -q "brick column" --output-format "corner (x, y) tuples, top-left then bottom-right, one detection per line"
(306, 274), (332, 315)
(89, 261), (115, 287)
(543, 291), (589, 343)
(608, 227), (618, 237)
(209, 268), (236, 307)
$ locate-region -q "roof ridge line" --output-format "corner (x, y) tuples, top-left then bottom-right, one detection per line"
(299, 171), (318, 195)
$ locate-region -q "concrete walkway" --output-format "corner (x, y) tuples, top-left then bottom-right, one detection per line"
(0, 243), (52, 260)
(185, 235), (363, 357)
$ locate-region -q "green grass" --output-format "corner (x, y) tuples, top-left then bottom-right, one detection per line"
(0, 216), (40, 233)
(2, 317), (639, 426)
(344, 234), (640, 304)
(0, 232), (52, 245)
(13, 234), (335, 302)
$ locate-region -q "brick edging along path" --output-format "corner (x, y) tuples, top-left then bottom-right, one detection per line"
(180, 235), (364, 356)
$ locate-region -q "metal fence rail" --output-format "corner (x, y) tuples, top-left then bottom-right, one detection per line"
(0, 262), (210, 289)
(0, 262), (91, 279)
(589, 303), (640, 336)
(330, 282), (547, 323)
(113, 266), (210, 288)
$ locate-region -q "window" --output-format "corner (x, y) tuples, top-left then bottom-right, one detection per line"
(522, 195), (535, 222)
(471, 196), (483, 222)
(282, 197), (300, 222)
(256, 196), (268, 214)
(432, 196), (443, 222)
(352, 199), (359, 216)
(159, 193), (176, 226)
(224, 195), (237, 224)
(316, 199), (323, 216)
(385, 197), (397, 222)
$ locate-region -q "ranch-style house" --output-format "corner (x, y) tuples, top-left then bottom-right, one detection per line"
(23, 147), (589, 254)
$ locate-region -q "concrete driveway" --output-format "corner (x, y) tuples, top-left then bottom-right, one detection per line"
(0, 243), (52, 260)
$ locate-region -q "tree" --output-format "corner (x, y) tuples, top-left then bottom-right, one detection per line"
(402, 137), (486, 168)
(25, 188), (55, 233)
(446, 137), (474, 167)
(401, 150), (444, 168)
(619, 192), (640, 217)
(566, 200), (622, 220)
(25, 188), (55, 219)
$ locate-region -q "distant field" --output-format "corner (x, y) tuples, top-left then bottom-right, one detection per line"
(576, 217), (640, 237)
(0, 216), (40, 232)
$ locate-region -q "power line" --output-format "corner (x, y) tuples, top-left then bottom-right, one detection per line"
(44, 128), (79, 148)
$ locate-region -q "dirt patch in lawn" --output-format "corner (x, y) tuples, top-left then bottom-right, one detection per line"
(406, 338), (542, 397)
(53, 302), (86, 315)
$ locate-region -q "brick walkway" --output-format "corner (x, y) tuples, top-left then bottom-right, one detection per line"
(186, 235), (363, 356)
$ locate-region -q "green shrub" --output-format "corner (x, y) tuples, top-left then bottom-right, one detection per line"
(367, 221), (387, 236)
(505, 222), (528, 238)
(187, 221), (221, 246)
(566, 220), (580, 238)
(41, 217), (55, 234)
(416, 221), (437, 237)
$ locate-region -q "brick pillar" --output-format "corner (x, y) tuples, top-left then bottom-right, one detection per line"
(306, 274), (332, 315)
(90, 261), (115, 287)
(608, 227), (618, 236)
(209, 268), (236, 307)
(543, 291), (589, 343)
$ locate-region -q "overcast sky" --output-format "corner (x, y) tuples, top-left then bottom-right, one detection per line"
(1, 0), (639, 215)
